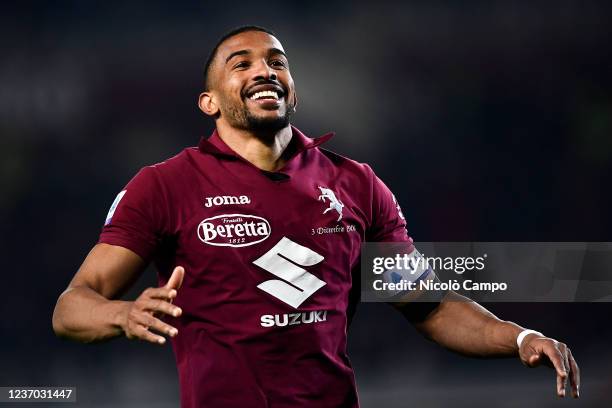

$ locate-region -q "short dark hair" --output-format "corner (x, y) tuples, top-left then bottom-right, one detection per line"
(203, 25), (277, 91)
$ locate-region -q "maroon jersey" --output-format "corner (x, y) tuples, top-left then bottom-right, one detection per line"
(99, 125), (412, 408)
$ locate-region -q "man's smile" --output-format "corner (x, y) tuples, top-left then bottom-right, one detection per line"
(244, 83), (286, 108)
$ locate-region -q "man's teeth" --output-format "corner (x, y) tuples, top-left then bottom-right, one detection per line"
(250, 90), (279, 100)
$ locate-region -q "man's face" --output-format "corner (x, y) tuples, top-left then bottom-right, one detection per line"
(208, 31), (296, 132)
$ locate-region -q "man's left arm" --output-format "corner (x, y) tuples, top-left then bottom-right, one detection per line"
(364, 169), (579, 398)
(392, 291), (580, 398)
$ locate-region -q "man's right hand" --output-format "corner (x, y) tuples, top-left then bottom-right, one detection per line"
(121, 266), (185, 345)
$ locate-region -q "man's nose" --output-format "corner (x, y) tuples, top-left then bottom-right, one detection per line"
(252, 60), (277, 81)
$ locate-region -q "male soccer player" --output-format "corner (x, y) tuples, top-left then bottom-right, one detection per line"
(52, 26), (580, 407)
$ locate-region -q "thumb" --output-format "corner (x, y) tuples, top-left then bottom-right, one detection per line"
(527, 353), (541, 367)
(165, 266), (185, 291)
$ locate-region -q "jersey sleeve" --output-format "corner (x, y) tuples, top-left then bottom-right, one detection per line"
(364, 168), (447, 317)
(98, 166), (170, 262)
(366, 166), (413, 246)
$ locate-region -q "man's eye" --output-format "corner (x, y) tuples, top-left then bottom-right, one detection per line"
(234, 61), (249, 69)
(270, 60), (287, 68)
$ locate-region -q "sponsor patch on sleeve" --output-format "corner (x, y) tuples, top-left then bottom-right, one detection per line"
(105, 190), (127, 225)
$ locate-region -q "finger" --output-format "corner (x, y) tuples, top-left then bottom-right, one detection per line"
(142, 286), (177, 301)
(139, 313), (179, 337)
(131, 324), (167, 345)
(557, 373), (565, 398)
(541, 343), (568, 397)
(560, 345), (570, 397)
(568, 349), (580, 398)
(165, 266), (185, 291)
(141, 298), (182, 317)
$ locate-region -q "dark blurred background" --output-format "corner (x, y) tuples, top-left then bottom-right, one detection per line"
(1, 1), (611, 407)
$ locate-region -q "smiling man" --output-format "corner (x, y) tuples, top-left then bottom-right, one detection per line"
(52, 26), (579, 407)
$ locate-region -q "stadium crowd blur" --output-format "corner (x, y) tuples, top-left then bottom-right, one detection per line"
(1, 1), (610, 407)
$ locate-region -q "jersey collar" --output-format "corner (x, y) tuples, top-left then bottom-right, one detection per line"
(198, 125), (334, 159)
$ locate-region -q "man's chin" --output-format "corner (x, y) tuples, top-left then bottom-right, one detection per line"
(246, 113), (291, 133)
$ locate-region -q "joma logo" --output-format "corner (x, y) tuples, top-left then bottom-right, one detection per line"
(205, 195), (251, 208)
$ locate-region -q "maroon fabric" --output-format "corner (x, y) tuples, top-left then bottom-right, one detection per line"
(99, 125), (413, 408)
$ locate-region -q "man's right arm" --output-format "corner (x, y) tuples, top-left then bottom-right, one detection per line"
(52, 243), (183, 345)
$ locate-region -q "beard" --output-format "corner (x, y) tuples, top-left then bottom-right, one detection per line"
(222, 96), (296, 133)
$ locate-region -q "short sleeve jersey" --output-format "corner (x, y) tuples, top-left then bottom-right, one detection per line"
(99, 125), (413, 408)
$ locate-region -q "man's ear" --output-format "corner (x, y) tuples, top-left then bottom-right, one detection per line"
(198, 92), (219, 116)
(291, 92), (298, 113)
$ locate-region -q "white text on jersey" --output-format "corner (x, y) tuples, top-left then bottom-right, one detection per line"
(260, 310), (328, 327)
(205, 195), (251, 208)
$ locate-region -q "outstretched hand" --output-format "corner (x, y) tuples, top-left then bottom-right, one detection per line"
(120, 266), (185, 345)
(519, 334), (580, 398)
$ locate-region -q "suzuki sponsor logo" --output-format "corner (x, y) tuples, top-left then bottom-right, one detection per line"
(254, 237), (329, 329)
(260, 310), (328, 327)
(197, 214), (271, 247)
(253, 237), (326, 308)
(205, 195), (251, 208)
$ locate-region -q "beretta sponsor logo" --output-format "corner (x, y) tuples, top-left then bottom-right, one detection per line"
(197, 213), (271, 247)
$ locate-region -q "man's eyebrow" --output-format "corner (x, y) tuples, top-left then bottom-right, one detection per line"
(269, 48), (287, 58)
(225, 49), (250, 64)
(224, 48), (288, 65)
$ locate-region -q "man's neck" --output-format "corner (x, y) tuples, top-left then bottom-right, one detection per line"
(215, 122), (293, 172)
